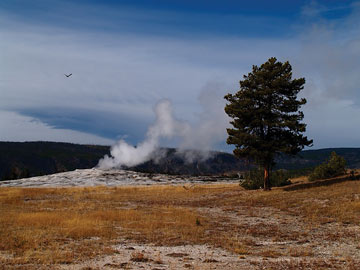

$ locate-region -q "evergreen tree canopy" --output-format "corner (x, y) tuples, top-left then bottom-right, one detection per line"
(224, 57), (313, 190)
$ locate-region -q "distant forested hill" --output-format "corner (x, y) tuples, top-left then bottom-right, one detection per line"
(276, 148), (360, 170)
(1, 141), (360, 181)
(0, 142), (109, 180)
(130, 148), (248, 175)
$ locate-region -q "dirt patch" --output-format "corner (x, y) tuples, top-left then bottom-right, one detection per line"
(57, 243), (254, 270)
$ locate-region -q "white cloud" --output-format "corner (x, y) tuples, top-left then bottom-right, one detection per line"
(1, 1), (360, 150)
(0, 11), (290, 147)
(304, 99), (360, 148)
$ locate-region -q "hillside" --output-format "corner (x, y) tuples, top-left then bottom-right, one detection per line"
(1, 141), (360, 180)
(130, 148), (248, 175)
(276, 147), (360, 170)
(0, 142), (109, 180)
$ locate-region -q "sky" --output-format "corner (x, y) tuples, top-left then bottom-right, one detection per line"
(1, 0), (360, 150)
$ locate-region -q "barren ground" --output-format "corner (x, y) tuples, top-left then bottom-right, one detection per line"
(0, 170), (359, 269)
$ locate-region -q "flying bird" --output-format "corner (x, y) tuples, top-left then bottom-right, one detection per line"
(64, 73), (72, 78)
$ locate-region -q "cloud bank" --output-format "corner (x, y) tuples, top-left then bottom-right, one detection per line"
(0, 110), (114, 145)
(1, 1), (360, 150)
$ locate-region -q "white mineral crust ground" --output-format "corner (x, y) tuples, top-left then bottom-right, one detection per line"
(0, 168), (237, 187)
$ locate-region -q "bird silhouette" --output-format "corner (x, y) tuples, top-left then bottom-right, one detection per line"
(64, 73), (72, 77)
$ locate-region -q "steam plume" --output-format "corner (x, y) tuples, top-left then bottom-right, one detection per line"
(98, 83), (231, 169)
(98, 99), (190, 169)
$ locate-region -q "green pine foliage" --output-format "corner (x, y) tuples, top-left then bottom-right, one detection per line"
(308, 152), (346, 181)
(224, 57), (313, 190)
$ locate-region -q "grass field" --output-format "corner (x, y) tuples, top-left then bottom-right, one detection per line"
(1, 178), (360, 269)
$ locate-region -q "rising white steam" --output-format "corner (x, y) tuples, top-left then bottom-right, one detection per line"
(98, 82), (232, 169)
(98, 99), (190, 169)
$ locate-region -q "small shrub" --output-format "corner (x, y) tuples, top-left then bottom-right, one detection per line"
(196, 218), (201, 226)
(240, 169), (263, 190)
(240, 169), (291, 190)
(308, 152), (346, 181)
(272, 169), (292, 187)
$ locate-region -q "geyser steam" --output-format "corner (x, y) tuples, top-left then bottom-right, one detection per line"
(98, 99), (190, 169)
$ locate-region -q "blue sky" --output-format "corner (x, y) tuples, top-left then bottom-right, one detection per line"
(1, 0), (360, 150)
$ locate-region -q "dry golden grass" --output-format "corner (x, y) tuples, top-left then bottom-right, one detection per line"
(289, 175), (308, 184)
(0, 185), (211, 266)
(0, 178), (359, 268)
(288, 246), (314, 257)
(242, 181), (360, 224)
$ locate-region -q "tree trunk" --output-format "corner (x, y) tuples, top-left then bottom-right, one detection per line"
(264, 164), (271, 191)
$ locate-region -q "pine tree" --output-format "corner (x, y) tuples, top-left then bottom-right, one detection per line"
(224, 57), (313, 190)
